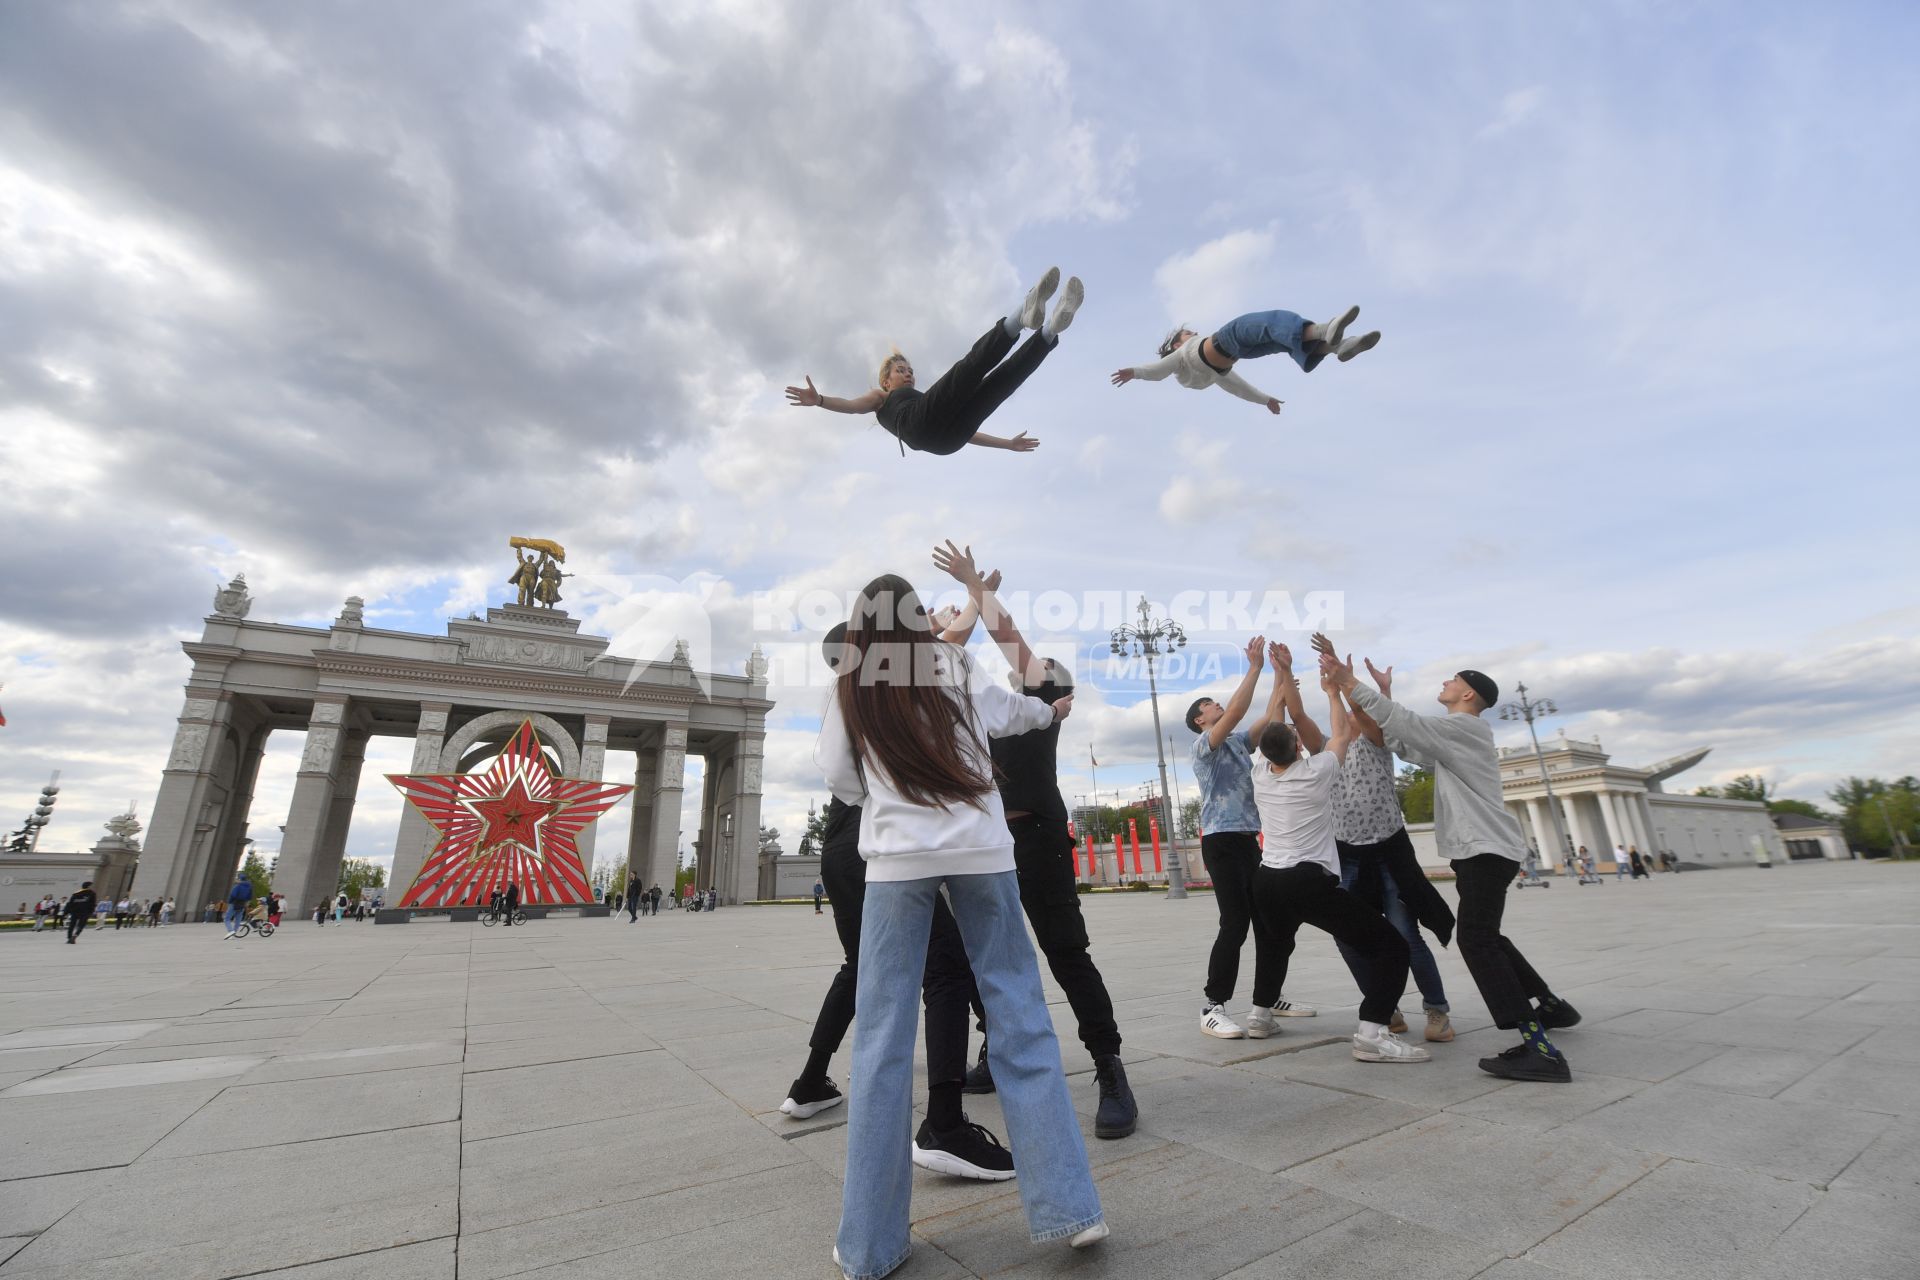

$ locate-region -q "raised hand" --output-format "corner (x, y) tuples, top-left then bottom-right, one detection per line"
(983, 569), (1003, 593)
(1050, 693), (1075, 722)
(1244, 635), (1268, 669)
(1007, 433), (1040, 452)
(931, 540), (983, 589)
(783, 375), (821, 408)
(1309, 632), (1337, 661)
(1266, 398), (1284, 415)
(1364, 658), (1394, 696)
(1319, 647), (1357, 690)
(1111, 368), (1135, 387)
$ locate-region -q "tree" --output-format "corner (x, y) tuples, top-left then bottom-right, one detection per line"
(1721, 774), (1773, 803)
(797, 803), (829, 858)
(1396, 766), (1434, 824)
(1767, 798), (1831, 821)
(1828, 776), (1919, 855)
(238, 850), (273, 903)
(337, 857), (387, 902)
(1179, 798), (1201, 840)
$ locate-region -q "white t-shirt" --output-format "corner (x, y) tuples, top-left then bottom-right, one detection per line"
(1251, 749), (1342, 874)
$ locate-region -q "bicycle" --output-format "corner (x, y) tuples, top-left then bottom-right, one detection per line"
(480, 907), (528, 927)
(232, 916), (276, 938)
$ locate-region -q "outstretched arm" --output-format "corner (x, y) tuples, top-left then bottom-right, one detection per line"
(931, 543), (1036, 681)
(1113, 352), (1178, 385)
(1324, 671), (1356, 763)
(1218, 370), (1283, 414)
(1205, 636), (1267, 750)
(1246, 641), (1294, 746)
(785, 376), (885, 415)
(935, 568), (1002, 645)
(1347, 657), (1391, 748)
(966, 431), (1040, 452)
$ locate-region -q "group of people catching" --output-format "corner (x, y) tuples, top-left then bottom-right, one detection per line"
(790, 531), (1581, 1280)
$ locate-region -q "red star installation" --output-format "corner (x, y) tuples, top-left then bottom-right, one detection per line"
(388, 720), (632, 908)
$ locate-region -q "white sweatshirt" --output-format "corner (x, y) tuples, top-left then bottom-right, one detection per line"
(1127, 340), (1279, 406)
(814, 645), (1056, 881)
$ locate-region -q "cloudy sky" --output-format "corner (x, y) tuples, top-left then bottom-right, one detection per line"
(3, 1), (1915, 880)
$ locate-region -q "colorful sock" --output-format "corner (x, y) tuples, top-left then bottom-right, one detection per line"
(927, 1080), (965, 1131)
(1520, 1019), (1563, 1059)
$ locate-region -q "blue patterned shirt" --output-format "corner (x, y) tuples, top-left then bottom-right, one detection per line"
(1192, 728), (1260, 834)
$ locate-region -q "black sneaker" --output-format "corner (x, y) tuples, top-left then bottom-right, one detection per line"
(1537, 997), (1582, 1030)
(962, 1040), (995, 1095)
(912, 1117), (1016, 1181)
(779, 1075), (844, 1119)
(1478, 1042), (1572, 1083)
(1093, 1054), (1137, 1139)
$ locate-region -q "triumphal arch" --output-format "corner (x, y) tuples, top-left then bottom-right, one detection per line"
(134, 542), (772, 912)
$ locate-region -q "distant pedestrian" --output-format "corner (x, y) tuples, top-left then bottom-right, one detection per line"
(66, 882), (98, 943)
(334, 892), (348, 923)
(1628, 847), (1649, 880)
(225, 874), (253, 938)
(813, 879), (825, 915)
(649, 884), (662, 916)
(625, 873), (642, 922)
(148, 898), (163, 927)
(502, 880), (520, 926)
(1612, 844), (1628, 880)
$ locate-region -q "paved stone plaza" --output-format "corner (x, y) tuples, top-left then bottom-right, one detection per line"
(1, 862), (1915, 1279)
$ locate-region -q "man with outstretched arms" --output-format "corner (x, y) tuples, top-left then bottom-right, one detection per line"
(1316, 638), (1579, 1082)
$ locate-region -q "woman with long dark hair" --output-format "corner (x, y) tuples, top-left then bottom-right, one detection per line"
(816, 574), (1105, 1279)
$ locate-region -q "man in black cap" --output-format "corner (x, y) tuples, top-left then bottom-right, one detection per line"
(1316, 639), (1578, 1083)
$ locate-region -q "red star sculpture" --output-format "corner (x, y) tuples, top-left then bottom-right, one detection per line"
(388, 720), (632, 908)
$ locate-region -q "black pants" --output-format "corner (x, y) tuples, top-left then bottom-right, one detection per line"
(1452, 854), (1554, 1029)
(880, 324), (1055, 456)
(625, 895), (639, 921)
(808, 824), (977, 1090)
(1000, 818), (1121, 1060)
(1335, 828), (1455, 941)
(66, 913), (88, 942)
(1251, 863), (1409, 1024)
(1201, 832), (1290, 1007)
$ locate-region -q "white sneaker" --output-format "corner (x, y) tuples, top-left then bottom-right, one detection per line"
(1018, 267), (1060, 330)
(1044, 276), (1084, 338)
(1335, 330), (1380, 362)
(1322, 304), (1359, 347)
(1243, 1005), (1278, 1039)
(1200, 1002), (1246, 1039)
(1070, 1222), (1109, 1249)
(1353, 1028), (1432, 1063)
(1269, 999), (1317, 1018)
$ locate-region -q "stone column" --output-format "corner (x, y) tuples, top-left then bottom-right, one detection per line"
(694, 757), (719, 893)
(390, 702), (452, 899)
(311, 725), (371, 901)
(1527, 798), (1559, 869)
(573, 716), (610, 892)
(138, 693), (236, 904)
(1563, 792), (1595, 861)
(1636, 793), (1662, 857)
(274, 695), (351, 915)
(626, 747), (656, 889)
(728, 733), (766, 904)
(1595, 790), (1626, 865)
(644, 725), (688, 892)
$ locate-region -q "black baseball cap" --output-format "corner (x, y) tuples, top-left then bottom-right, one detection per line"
(1458, 670), (1498, 709)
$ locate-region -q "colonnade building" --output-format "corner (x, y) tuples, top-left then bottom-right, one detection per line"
(132, 577), (771, 913)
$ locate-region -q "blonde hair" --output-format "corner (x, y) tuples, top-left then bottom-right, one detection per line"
(876, 348), (910, 388)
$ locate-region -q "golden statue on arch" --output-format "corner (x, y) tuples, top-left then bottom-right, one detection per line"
(507, 537), (570, 610)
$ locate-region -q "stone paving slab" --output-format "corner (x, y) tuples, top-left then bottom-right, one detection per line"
(0, 861), (1913, 1279)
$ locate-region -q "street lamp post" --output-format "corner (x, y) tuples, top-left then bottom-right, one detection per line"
(1498, 684), (1568, 869)
(1111, 598), (1189, 899)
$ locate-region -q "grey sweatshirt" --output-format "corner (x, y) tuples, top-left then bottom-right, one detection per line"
(1347, 684), (1526, 864)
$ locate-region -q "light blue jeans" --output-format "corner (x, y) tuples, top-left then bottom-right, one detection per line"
(1337, 860), (1448, 1012)
(1209, 310), (1327, 372)
(837, 871), (1101, 1280)
(223, 903), (245, 932)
